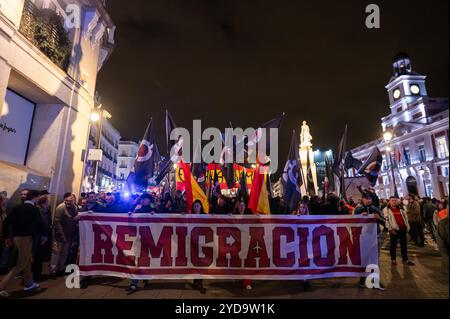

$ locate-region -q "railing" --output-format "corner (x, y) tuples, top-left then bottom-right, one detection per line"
(19, 0), (71, 71)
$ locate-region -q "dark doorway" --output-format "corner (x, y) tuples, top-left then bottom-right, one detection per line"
(406, 176), (419, 196)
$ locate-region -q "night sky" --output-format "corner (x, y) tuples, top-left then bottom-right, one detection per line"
(97, 0), (449, 168)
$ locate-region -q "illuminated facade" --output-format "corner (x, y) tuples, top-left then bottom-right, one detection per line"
(350, 53), (449, 199)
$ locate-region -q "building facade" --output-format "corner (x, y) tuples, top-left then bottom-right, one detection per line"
(0, 0), (115, 207)
(115, 140), (139, 191)
(82, 116), (120, 192)
(351, 53), (449, 200)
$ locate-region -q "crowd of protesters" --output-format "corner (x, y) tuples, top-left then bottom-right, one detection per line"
(0, 187), (448, 297)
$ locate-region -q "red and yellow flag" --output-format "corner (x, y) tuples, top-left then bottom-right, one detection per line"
(248, 164), (270, 214)
(180, 162), (209, 213)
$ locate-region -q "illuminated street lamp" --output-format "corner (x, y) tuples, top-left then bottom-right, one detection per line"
(383, 130), (399, 198)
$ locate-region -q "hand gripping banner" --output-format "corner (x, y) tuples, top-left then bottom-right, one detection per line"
(78, 213), (378, 280)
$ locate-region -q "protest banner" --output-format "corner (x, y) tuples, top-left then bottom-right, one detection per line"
(79, 213), (378, 280)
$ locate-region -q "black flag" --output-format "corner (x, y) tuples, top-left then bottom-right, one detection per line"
(282, 130), (303, 213)
(344, 151), (362, 171)
(166, 110), (178, 155)
(324, 154), (335, 193)
(306, 148), (316, 196)
(357, 147), (383, 186)
(132, 119), (156, 187)
(333, 125), (348, 177)
(236, 169), (249, 204)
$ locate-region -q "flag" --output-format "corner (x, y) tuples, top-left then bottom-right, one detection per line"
(248, 164), (271, 214)
(179, 162), (209, 213)
(155, 158), (172, 185)
(324, 154), (335, 193)
(403, 148), (410, 164)
(333, 125), (348, 198)
(395, 147), (402, 164)
(132, 119), (156, 187)
(166, 110), (183, 162)
(282, 130), (303, 213)
(343, 176), (372, 202)
(357, 147), (383, 186)
(154, 142), (162, 173)
(191, 142), (206, 190)
(306, 148), (316, 196)
(220, 128), (236, 189)
(241, 114), (285, 166)
(236, 169), (249, 203)
(344, 151), (362, 171)
(333, 125), (348, 177)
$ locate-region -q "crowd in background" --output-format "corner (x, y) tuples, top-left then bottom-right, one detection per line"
(0, 187), (448, 297)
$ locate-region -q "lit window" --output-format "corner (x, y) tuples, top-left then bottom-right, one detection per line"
(442, 165), (450, 178)
(418, 144), (426, 162)
(436, 136), (449, 158)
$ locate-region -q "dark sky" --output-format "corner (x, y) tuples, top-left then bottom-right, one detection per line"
(97, 0), (449, 166)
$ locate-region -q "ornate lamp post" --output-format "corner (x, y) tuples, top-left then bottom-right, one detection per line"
(383, 131), (399, 198)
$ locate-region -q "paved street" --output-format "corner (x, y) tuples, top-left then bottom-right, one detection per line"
(2, 236), (448, 299)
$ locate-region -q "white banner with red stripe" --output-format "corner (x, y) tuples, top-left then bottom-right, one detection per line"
(78, 213), (378, 280)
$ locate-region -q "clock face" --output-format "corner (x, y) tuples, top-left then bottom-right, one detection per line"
(410, 84), (420, 95)
(393, 89), (401, 99)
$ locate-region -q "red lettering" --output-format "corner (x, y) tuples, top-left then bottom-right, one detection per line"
(337, 226), (362, 265)
(116, 225), (137, 266)
(216, 227), (242, 267)
(312, 225), (335, 267)
(91, 224), (114, 263)
(138, 226), (173, 267)
(273, 227), (295, 267)
(191, 227), (214, 267)
(244, 227), (270, 268)
(297, 227), (310, 267)
(175, 227), (188, 267)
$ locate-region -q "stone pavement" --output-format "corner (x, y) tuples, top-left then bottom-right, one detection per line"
(2, 235), (448, 299)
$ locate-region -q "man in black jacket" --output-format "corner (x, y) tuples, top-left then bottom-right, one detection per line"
(0, 190), (46, 297)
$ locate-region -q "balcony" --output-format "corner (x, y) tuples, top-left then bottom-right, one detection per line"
(19, 0), (71, 71)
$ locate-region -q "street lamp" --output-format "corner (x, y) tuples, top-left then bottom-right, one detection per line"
(419, 166), (427, 197)
(383, 130), (399, 198)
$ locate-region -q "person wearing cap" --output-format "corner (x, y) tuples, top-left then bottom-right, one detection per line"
(133, 193), (156, 214)
(367, 186), (380, 209)
(0, 190), (46, 298)
(353, 192), (386, 289)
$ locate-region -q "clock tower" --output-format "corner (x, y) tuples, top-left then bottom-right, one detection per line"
(385, 53), (428, 115)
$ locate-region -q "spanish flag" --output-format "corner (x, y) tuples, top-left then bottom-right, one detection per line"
(248, 165), (270, 214)
(180, 162), (210, 213)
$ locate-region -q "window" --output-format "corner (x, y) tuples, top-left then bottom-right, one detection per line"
(436, 136), (449, 158)
(412, 112), (423, 120)
(442, 165), (450, 178)
(397, 106), (403, 113)
(382, 154), (388, 171)
(418, 144), (426, 162)
(403, 147), (411, 165)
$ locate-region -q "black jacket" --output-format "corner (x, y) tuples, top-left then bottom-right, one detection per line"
(2, 202), (45, 238)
